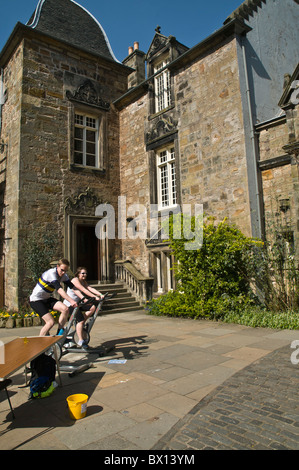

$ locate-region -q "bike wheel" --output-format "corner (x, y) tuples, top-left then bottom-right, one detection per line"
(46, 342), (63, 361)
(74, 329), (90, 346)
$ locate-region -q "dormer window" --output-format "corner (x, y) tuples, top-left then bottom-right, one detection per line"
(146, 30), (188, 116)
(154, 58), (171, 113)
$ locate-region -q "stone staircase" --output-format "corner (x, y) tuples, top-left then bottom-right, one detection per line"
(90, 282), (144, 314)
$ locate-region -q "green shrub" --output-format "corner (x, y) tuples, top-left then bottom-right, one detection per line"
(222, 306), (299, 330)
(146, 215), (299, 329)
(147, 217), (262, 321)
(248, 226), (299, 312)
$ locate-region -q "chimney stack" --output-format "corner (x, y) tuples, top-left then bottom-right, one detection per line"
(123, 41), (146, 89)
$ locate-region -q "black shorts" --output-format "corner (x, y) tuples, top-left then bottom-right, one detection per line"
(29, 298), (60, 318)
(68, 304), (90, 322)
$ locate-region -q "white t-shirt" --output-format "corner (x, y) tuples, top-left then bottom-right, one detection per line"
(30, 267), (73, 302)
(63, 287), (80, 307)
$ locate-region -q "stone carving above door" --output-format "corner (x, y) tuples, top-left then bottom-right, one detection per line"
(64, 187), (107, 216)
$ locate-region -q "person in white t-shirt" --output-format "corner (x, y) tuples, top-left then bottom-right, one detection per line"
(29, 258), (81, 336)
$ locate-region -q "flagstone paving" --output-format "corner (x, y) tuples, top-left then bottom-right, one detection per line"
(0, 311), (298, 450)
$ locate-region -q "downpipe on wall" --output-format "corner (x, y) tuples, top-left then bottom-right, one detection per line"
(241, 36), (263, 240)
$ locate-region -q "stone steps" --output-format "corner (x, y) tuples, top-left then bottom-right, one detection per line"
(91, 282), (143, 314)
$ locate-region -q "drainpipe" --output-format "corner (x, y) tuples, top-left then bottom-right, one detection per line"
(241, 36), (263, 239)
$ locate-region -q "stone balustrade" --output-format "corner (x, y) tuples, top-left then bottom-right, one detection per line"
(115, 260), (154, 304)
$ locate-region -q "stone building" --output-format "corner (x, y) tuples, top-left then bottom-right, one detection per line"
(0, 0), (298, 309)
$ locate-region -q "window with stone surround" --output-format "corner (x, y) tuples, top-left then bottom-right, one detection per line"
(156, 145), (177, 209)
(74, 112), (99, 168)
(72, 110), (106, 170)
(154, 58), (171, 113)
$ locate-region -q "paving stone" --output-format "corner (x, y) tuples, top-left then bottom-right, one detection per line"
(1, 316), (298, 450)
(153, 345), (299, 450)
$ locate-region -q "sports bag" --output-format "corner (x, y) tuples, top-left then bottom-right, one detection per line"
(29, 353), (56, 399)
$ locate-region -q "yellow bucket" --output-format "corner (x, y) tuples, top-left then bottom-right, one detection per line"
(67, 394), (88, 420)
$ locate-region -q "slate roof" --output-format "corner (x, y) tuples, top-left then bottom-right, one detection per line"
(27, 0), (118, 62)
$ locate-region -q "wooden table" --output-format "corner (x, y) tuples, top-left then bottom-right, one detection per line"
(0, 336), (62, 385)
(0, 336), (63, 419)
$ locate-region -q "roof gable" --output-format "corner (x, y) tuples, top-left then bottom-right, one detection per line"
(224, 0), (299, 25)
(224, 0), (266, 24)
(146, 32), (169, 60)
(146, 29), (189, 62)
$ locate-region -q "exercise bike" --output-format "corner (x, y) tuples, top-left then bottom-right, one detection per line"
(54, 292), (115, 361)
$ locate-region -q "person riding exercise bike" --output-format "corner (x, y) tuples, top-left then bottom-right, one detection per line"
(63, 267), (104, 349)
(29, 258), (81, 337)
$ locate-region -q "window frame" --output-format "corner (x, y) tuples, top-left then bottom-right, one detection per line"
(154, 58), (171, 113)
(70, 105), (108, 173)
(74, 112), (100, 169)
(156, 145), (177, 210)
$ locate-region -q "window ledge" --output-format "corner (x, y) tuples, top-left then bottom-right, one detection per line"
(70, 163), (106, 176)
(150, 204), (181, 219)
(148, 104), (175, 121)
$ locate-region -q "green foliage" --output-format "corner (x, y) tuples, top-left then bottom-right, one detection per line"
(23, 227), (58, 283)
(146, 215), (299, 329)
(248, 217), (299, 312)
(222, 306), (299, 330)
(147, 217), (262, 321)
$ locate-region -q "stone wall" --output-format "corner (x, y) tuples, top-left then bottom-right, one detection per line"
(258, 101), (299, 261)
(175, 38), (251, 236)
(259, 120), (294, 220)
(2, 33), (129, 308)
(118, 37), (253, 279)
(1, 43), (24, 308)
(119, 96), (150, 275)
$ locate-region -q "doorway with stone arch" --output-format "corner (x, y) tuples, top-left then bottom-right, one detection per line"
(64, 188), (112, 282)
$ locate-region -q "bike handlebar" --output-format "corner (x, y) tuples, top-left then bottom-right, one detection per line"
(77, 292), (114, 306)
(77, 294), (90, 305)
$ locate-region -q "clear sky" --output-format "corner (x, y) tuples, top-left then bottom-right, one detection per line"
(0, 0), (243, 62)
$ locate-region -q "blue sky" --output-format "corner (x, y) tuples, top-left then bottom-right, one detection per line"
(0, 0), (243, 62)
